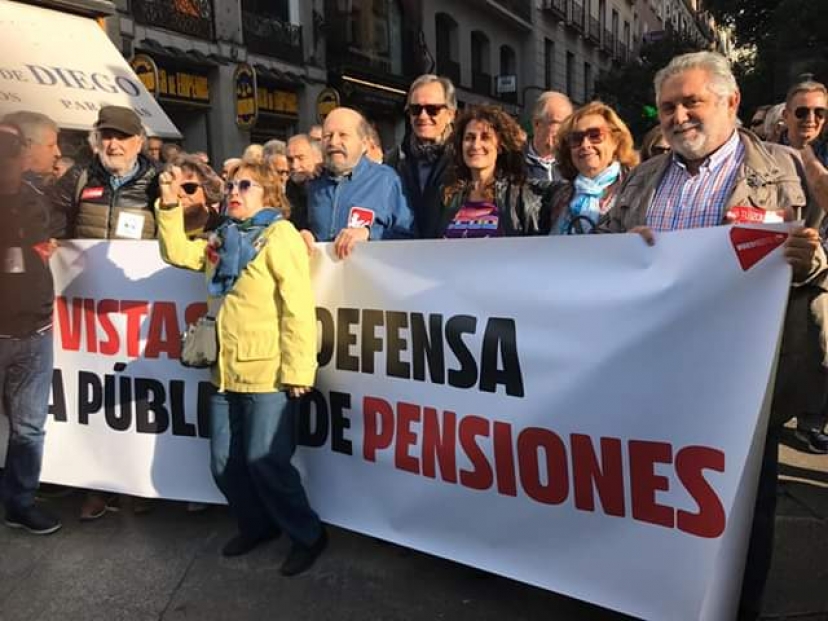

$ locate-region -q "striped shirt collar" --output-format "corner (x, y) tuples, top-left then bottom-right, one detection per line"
(670, 129), (741, 175)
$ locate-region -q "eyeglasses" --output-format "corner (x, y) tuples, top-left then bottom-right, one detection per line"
(180, 182), (201, 195)
(794, 106), (827, 121)
(224, 179), (262, 194)
(407, 104), (448, 118)
(567, 127), (608, 148)
(750, 118), (765, 127)
(650, 145), (671, 156)
(275, 170), (290, 177)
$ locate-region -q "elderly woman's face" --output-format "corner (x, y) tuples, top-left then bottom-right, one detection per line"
(177, 168), (208, 209)
(568, 114), (619, 179)
(462, 119), (500, 175)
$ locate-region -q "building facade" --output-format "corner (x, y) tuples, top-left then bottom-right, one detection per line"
(22, 0), (724, 162)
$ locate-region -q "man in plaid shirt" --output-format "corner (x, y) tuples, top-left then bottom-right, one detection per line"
(602, 51), (826, 621)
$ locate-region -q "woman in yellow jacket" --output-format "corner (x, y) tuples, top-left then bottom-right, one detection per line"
(156, 162), (326, 576)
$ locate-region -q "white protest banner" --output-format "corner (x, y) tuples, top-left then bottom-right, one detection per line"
(0, 226), (792, 620)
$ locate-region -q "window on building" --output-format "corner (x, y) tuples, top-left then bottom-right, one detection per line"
(500, 44), (516, 77)
(544, 38), (555, 90)
(435, 13), (460, 82)
(471, 31), (490, 75)
(584, 62), (592, 102)
(241, 0), (289, 22)
(566, 51), (575, 99)
(599, 0), (606, 30)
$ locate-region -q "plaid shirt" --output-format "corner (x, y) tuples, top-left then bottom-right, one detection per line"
(647, 131), (744, 231)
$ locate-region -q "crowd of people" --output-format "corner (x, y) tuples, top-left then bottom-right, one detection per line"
(2, 49), (828, 618)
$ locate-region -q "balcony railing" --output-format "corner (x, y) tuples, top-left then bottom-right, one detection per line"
(472, 71), (492, 96)
(242, 11), (303, 64)
(131, 0), (214, 40)
(601, 30), (614, 55)
(617, 43), (628, 63)
(545, 0), (566, 20)
(437, 58), (461, 86)
(568, 1), (585, 32)
(588, 17), (600, 44)
(491, 0), (531, 22)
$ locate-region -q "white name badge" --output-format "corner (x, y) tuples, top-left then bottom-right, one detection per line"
(3, 247), (24, 273)
(115, 212), (146, 240)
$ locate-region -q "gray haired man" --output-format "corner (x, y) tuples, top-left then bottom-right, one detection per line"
(603, 51), (827, 621)
(525, 91), (573, 182)
(386, 74), (457, 238)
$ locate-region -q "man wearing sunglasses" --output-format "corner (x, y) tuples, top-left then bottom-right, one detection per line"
(603, 51), (827, 621)
(305, 107), (414, 258)
(386, 74), (457, 239)
(0, 123), (62, 536)
(782, 80), (827, 153)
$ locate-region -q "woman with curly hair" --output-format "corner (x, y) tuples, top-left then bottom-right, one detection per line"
(438, 105), (558, 238)
(549, 101), (639, 234)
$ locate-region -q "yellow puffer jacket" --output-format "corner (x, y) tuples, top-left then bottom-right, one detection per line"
(156, 203), (317, 393)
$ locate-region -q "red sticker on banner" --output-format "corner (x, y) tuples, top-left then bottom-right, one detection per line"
(31, 241), (53, 263)
(347, 207), (375, 229)
(81, 186), (105, 200)
(729, 226), (788, 271)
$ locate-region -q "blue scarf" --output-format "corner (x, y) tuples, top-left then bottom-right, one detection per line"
(208, 208), (282, 297)
(558, 161), (621, 234)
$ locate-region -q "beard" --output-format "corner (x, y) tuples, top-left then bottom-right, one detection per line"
(325, 150), (358, 176)
(668, 122), (709, 160)
(99, 151), (138, 177)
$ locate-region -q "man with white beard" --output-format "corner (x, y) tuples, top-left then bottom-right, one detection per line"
(602, 51), (826, 621)
(56, 106), (159, 240)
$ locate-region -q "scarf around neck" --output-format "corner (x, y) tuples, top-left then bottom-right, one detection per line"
(208, 208), (282, 297)
(408, 134), (446, 164)
(559, 161), (621, 234)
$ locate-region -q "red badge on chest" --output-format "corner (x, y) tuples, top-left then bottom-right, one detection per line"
(347, 207), (375, 229)
(729, 226), (788, 271)
(80, 187), (105, 200)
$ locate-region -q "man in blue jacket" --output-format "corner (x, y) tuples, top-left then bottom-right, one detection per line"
(303, 107), (415, 259)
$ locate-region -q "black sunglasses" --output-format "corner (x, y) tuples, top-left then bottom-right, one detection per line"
(749, 118), (765, 127)
(407, 104), (448, 117)
(180, 182), (201, 195)
(651, 145), (671, 156)
(567, 127), (608, 148)
(794, 106), (827, 121)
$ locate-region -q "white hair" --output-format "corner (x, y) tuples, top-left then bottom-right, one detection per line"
(654, 51), (738, 104)
(763, 103), (786, 138)
(532, 91), (573, 122)
(407, 74), (458, 110)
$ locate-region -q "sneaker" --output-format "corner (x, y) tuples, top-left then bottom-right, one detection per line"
(280, 528), (328, 577)
(794, 427), (828, 454)
(5, 505), (62, 535)
(221, 529), (281, 557)
(79, 493), (119, 521)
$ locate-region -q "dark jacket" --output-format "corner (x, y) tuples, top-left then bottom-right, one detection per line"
(286, 179), (309, 231)
(54, 154), (159, 239)
(0, 183), (54, 337)
(386, 140), (451, 239)
(437, 178), (560, 237)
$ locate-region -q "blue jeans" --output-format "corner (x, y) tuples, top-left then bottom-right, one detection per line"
(0, 329), (53, 512)
(209, 390), (322, 547)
